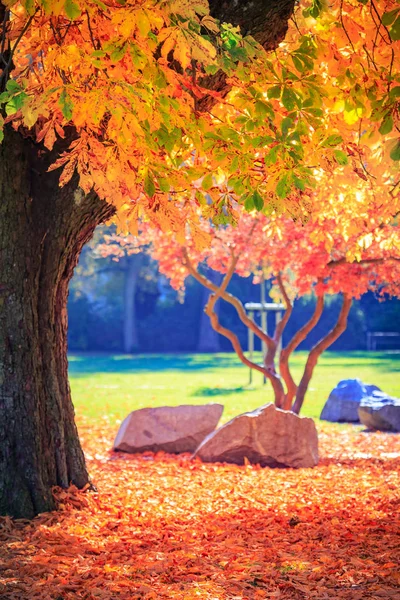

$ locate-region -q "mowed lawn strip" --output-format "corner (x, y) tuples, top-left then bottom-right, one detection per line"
(69, 351), (400, 424)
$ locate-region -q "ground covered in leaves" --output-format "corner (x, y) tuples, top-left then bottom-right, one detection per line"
(1, 421), (400, 599)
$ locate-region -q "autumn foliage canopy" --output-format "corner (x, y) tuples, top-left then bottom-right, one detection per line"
(1, 0), (400, 236)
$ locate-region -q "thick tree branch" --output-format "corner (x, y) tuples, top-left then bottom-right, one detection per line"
(292, 295), (352, 414)
(199, 0), (295, 110)
(209, 0), (295, 51)
(279, 293), (325, 411)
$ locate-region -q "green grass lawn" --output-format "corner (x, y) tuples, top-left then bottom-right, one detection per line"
(69, 351), (400, 424)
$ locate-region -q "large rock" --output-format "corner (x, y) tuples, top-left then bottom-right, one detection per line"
(193, 403), (318, 468)
(320, 379), (381, 423)
(113, 404), (223, 454)
(358, 392), (400, 432)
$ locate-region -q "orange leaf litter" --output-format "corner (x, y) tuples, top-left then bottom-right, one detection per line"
(1, 420), (399, 599)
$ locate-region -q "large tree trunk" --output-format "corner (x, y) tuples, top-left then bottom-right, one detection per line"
(0, 128), (114, 518)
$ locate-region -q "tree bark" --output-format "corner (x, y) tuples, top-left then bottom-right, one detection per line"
(0, 128), (114, 518)
(209, 0), (295, 51)
(123, 254), (142, 353)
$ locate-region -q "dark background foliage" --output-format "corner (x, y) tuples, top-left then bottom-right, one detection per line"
(68, 229), (400, 353)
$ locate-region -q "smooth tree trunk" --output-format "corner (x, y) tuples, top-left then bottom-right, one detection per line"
(0, 128), (114, 518)
(123, 254), (142, 353)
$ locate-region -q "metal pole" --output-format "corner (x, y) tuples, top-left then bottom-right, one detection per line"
(260, 278), (267, 385)
(248, 311), (254, 385)
(276, 310), (283, 359)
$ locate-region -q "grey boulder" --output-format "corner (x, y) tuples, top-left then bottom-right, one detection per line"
(114, 403), (223, 453)
(320, 378), (381, 423)
(193, 403), (318, 468)
(358, 392), (400, 432)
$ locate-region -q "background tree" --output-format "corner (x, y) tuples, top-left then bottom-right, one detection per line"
(1, 0), (400, 517)
(104, 207), (400, 414)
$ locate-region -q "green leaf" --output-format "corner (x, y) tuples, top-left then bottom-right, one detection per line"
(202, 173), (213, 191)
(390, 139), (400, 161)
(59, 88), (73, 120)
(390, 16), (400, 41)
(303, 0), (325, 19)
(157, 177), (170, 192)
(64, 0), (81, 20)
(5, 92), (28, 116)
(244, 194), (255, 211)
(255, 100), (272, 118)
(0, 115), (4, 143)
(382, 8), (400, 27)
(281, 87), (297, 111)
(204, 64), (219, 75)
(294, 176), (305, 191)
(379, 115), (394, 135)
(24, 0), (35, 15)
(110, 44), (127, 62)
(334, 149), (349, 166)
(281, 117), (293, 137)
(389, 86), (400, 99)
(276, 174), (290, 199)
(322, 134), (343, 147)
(252, 190), (264, 211)
(292, 55), (305, 73)
(267, 85), (281, 100)
(6, 79), (21, 93)
(265, 145), (280, 166)
(144, 172), (156, 197)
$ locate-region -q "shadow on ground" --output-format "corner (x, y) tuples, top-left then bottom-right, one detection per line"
(191, 386), (254, 397)
(68, 353), (241, 377)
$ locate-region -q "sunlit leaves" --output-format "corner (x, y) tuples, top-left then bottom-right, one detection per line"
(0, 0), (399, 239)
(390, 140), (400, 161)
(64, 0), (80, 20)
(333, 150), (349, 166)
(59, 88), (73, 120)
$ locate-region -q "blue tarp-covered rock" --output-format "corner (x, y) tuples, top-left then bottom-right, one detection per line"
(359, 392), (400, 432)
(320, 379), (381, 423)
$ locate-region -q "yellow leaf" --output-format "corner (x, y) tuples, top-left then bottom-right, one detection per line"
(136, 9), (150, 38)
(173, 32), (191, 70)
(191, 35), (217, 63)
(344, 107), (363, 125)
(21, 104), (39, 128)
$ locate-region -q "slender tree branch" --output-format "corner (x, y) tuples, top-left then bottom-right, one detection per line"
(279, 293), (325, 411)
(0, 10), (38, 86)
(181, 247), (276, 353)
(292, 295), (352, 414)
(263, 272), (292, 378)
(327, 255), (400, 268)
(182, 247), (285, 406)
(274, 273), (293, 344)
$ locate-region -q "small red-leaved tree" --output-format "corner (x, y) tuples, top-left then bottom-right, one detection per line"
(100, 208), (400, 414)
